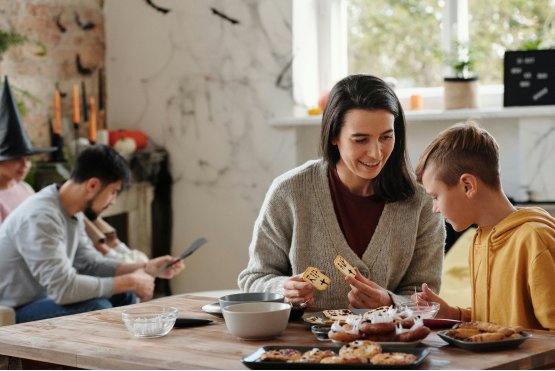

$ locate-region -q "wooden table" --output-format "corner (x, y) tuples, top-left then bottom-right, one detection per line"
(0, 295), (555, 370)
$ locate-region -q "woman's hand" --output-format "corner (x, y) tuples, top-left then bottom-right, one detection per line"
(146, 255), (185, 279)
(283, 272), (323, 306)
(411, 283), (460, 320)
(346, 267), (392, 309)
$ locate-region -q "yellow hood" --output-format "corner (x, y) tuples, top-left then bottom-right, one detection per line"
(492, 207), (555, 239)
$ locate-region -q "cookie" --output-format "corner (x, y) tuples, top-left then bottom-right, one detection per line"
(287, 356), (320, 363)
(362, 306), (390, 319)
(446, 329), (482, 340)
(320, 356), (368, 364)
(511, 326), (524, 334)
(302, 267), (330, 291)
(334, 255), (356, 278)
(305, 317), (324, 324)
(260, 349), (302, 361)
(466, 332), (506, 342)
(453, 321), (479, 330)
(328, 325), (362, 343)
(301, 348), (337, 361)
(370, 352), (417, 365)
(476, 322), (514, 337)
(323, 309), (353, 321)
(339, 340), (382, 359)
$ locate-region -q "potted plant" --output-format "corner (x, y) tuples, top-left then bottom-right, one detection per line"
(442, 41), (480, 109)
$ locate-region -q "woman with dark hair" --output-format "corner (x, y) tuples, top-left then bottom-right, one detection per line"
(238, 75), (444, 309)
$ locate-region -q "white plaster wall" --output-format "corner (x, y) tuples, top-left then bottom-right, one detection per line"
(104, 0), (295, 294)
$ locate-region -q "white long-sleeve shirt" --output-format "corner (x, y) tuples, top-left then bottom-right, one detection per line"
(0, 184), (120, 308)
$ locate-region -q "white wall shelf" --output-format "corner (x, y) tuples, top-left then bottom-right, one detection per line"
(269, 105), (555, 127)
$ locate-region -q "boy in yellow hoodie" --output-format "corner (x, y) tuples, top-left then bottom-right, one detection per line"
(413, 119), (555, 330)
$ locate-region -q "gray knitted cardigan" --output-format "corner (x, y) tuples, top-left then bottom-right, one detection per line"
(238, 159), (445, 309)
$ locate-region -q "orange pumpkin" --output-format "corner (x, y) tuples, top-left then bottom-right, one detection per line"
(108, 130), (148, 150)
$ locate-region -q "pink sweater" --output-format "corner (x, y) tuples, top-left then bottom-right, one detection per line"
(0, 181), (35, 225)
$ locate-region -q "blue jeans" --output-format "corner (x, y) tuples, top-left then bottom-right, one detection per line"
(15, 291), (137, 324)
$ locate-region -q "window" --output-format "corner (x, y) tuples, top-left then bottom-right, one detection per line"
(469, 0), (555, 85)
(293, 0), (554, 111)
(348, 0), (444, 88)
(347, 0), (555, 87)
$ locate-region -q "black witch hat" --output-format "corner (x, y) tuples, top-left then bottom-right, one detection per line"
(0, 76), (56, 161)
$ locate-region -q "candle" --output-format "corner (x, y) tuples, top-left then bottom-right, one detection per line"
(90, 97), (96, 143)
(54, 90), (61, 134)
(73, 85), (80, 124)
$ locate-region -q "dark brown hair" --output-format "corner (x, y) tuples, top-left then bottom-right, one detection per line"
(319, 74), (416, 202)
(415, 119), (501, 190)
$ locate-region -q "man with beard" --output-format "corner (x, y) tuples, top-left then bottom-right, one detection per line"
(0, 145), (185, 323)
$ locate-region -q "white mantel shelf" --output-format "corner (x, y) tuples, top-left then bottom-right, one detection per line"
(269, 105), (555, 127)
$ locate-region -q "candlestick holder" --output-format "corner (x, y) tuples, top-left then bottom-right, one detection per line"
(50, 133), (67, 163)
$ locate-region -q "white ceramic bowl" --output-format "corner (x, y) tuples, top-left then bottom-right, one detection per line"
(122, 306), (178, 338)
(222, 302), (291, 340)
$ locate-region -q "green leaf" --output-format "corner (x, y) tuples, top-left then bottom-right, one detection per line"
(11, 86), (43, 104)
(34, 41), (47, 57)
(0, 31), (28, 55)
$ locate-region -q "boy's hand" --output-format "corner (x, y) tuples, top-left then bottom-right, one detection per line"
(346, 267), (392, 309)
(411, 283), (460, 320)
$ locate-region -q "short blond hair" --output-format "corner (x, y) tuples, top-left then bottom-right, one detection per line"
(415, 119), (501, 190)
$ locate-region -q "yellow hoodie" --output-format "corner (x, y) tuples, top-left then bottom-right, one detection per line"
(459, 207), (555, 330)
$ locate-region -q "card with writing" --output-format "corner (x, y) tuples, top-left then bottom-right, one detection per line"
(334, 255), (356, 278)
(302, 267), (330, 291)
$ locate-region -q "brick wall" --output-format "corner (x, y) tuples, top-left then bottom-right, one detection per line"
(0, 0), (105, 156)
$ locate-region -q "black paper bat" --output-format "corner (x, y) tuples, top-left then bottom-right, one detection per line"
(56, 14), (66, 33)
(76, 54), (92, 75)
(145, 0), (171, 14)
(211, 8), (240, 25)
(74, 11), (95, 30)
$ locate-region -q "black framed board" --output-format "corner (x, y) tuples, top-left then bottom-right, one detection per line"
(504, 49), (555, 107)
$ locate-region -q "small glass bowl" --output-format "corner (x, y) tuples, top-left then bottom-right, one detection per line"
(122, 306), (178, 338)
(399, 301), (440, 319)
(311, 325), (332, 341)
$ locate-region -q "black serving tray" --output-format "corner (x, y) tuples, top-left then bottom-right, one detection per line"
(437, 330), (532, 351)
(241, 346), (429, 369)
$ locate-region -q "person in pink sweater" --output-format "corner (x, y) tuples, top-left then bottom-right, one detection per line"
(0, 77), (56, 225)
(0, 156), (35, 225)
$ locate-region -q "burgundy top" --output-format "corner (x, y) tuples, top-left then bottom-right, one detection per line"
(328, 167), (386, 258)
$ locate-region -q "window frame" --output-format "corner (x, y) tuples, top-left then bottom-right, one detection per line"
(293, 0), (503, 109)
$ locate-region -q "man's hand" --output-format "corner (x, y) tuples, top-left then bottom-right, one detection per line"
(346, 267), (392, 309)
(411, 283), (460, 320)
(129, 269), (155, 301)
(283, 271), (324, 307)
(146, 255), (185, 279)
